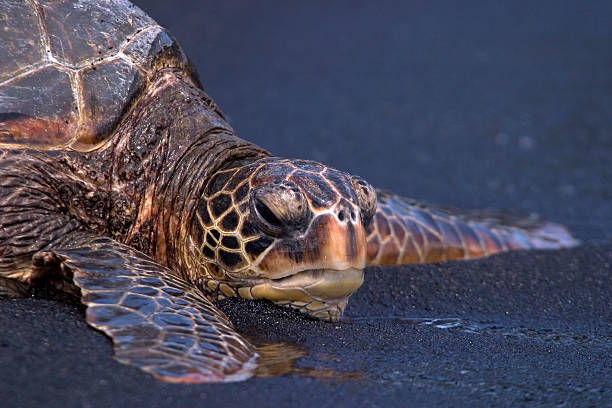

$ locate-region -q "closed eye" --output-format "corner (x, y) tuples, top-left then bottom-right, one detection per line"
(252, 197), (284, 236)
(255, 198), (282, 227)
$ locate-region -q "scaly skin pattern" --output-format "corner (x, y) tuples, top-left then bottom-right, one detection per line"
(0, 70), (269, 382)
(0, 0), (579, 383)
(31, 237), (257, 383)
(366, 192), (578, 265)
(0, 70), (267, 279)
(184, 158), (375, 321)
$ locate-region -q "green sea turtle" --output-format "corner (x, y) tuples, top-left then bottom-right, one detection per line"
(0, 0), (578, 383)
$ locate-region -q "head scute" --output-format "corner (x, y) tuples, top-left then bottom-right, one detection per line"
(188, 157), (371, 321)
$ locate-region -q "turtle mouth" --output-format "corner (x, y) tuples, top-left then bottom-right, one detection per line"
(262, 267), (364, 299)
(234, 267), (365, 321)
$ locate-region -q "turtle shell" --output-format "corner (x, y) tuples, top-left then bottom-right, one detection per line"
(0, 0), (199, 151)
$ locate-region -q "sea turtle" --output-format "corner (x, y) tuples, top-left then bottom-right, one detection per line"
(0, 0), (578, 383)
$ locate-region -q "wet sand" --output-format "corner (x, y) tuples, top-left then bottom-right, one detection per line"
(1, 1), (611, 406)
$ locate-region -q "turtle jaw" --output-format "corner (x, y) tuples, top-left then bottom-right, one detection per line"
(249, 267), (364, 321)
(219, 267), (364, 322)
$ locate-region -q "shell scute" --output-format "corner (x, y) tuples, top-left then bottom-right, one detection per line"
(78, 58), (145, 145)
(0, 66), (77, 146)
(0, 1), (45, 82)
(122, 26), (191, 78)
(0, 0), (196, 151)
(40, 0), (154, 67)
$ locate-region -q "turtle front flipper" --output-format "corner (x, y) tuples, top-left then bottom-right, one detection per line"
(31, 236), (257, 383)
(366, 191), (579, 265)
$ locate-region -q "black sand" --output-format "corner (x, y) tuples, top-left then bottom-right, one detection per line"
(1, 1), (611, 406)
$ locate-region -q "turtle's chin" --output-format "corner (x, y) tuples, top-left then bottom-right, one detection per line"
(246, 268), (364, 322)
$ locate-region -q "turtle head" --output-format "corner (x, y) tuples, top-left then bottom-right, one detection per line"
(189, 158), (377, 321)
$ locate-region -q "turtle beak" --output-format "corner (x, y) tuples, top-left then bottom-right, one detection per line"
(255, 212), (367, 280)
(239, 207), (367, 320)
(308, 211), (367, 270)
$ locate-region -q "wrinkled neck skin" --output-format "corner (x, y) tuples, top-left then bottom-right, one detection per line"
(108, 69), (269, 276)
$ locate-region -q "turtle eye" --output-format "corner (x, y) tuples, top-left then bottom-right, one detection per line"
(254, 197), (283, 232)
(250, 181), (310, 236)
(350, 176), (377, 227)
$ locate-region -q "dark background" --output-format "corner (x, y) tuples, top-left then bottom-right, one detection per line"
(1, 1), (611, 407)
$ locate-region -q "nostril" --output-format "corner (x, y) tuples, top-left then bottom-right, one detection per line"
(337, 207), (358, 223)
